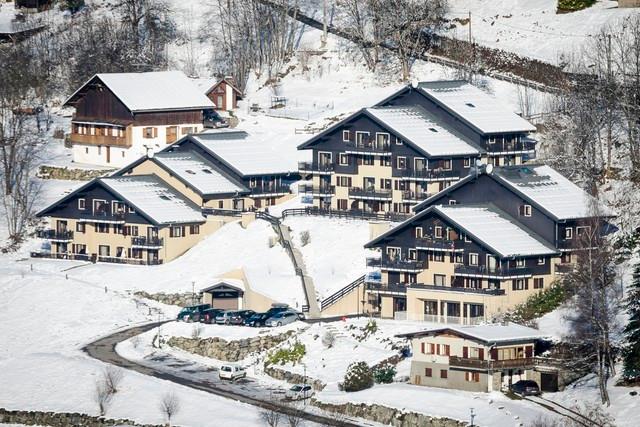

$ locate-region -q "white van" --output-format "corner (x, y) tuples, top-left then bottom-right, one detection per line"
(218, 364), (246, 381)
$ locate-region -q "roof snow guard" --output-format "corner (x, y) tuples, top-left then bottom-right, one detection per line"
(417, 81), (536, 135)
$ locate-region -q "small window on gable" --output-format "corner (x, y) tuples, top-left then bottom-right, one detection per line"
(516, 258), (526, 268)
(78, 198), (86, 210)
(415, 227), (423, 238)
(160, 195), (171, 201)
(449, 200), (457, 205)
(463, 158), (471, 168)
(522, 204), (532, 217)
(342, 130), (350, 142)
(565, 227), (573, 239)
(434, 226), (443, 239)
(537, 257), (545, 265)
(395, 136), (403, 145)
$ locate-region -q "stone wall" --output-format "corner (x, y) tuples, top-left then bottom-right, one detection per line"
(311, 400), (467, 427)
(0, 408), (165, 427)
(37, 165), (111, 181)
(167, 330), (296, 362)
(264, 365), (326, 391)
(134, 291), (197, 307)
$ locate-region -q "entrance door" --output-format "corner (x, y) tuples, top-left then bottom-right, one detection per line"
(233, 198), (244, 211)
(147, 250), (159, 264)
(540, 373), (559, 392)
(393, 297), (406, 314)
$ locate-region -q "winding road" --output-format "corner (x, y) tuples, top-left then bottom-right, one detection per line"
(82, 321), (363, 427)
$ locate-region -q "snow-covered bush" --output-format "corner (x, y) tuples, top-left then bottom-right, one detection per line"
(373, 363), (396, 384)
(191, 324), (203, 339)
(322, 330), (336, 348)
(266, 341), (306, 366)
(299, 230), (310, 247)
(342, 361), (373, 392)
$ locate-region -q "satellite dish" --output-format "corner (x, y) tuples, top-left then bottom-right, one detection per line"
(486, 164), (494, 174)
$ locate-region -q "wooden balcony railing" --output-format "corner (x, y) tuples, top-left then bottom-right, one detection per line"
(449, 356), (535, 370)
(68, 132), (131, 148)
(36, 229), (74, 241)
(454, 264), (532, 278)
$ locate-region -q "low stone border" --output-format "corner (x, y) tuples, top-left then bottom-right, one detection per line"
(264, 365), (326, 391)
(37, 165), (112, 181)
(0, 408), (165, 427)
(134, 291), (196, 307)
(167, 330), (297, 362)
(310, 400), (467, 427)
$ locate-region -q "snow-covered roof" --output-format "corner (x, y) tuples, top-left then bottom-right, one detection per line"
(365, 106), (480, 157)
(101, 176), (204, 225)
(201, 278), (246, 293)
(398, 323), (545, 344)
(67, 71), (215, 112)
(418, 81), (536, 134)
(492, 165), (616, 220)
(191, 132), (298, 176)
(435, 204), (557, 257)
(153, 151), (248, 195)
(190, 77), (219, 94)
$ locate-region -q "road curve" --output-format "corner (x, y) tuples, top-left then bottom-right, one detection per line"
(82, 321), (362, 427)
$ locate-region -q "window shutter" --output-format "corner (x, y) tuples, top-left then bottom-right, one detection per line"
(445, 345), (450, 356)
(347, 177), (352, 187)
(478, 348), (484, 360)
(512, 280), (516, 291)
(490, 348), (498, 360)
(524, 279), (529, 290)
(357, 156), (362, 165)
(421, 342), (425, 354)
(169, 227), (174, 238)
(525, 346), (533, 358)
(182, 226), (186, 237)
(153, 127), (158, 138)
(462, 346), (468, 358)
(430, 343), (435, 354)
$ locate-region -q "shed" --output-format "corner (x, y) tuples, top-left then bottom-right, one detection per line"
(201, 280), (245, 310)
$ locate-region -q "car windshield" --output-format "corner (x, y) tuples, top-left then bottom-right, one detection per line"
(221, 366), (231, 372)
(290, 385), (303, 391)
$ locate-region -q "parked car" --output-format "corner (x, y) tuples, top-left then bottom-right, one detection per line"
(176, 304), (210, 322)
(264, 305), (290, 318)
(199, 308), (224, 324)
(285, 384), (314, 400)
(510, 380), (541, 396)
(265, 310), (299, 327)
(218, 364), (246, 381)
(244, 312), (271, 327)
(203, 109), (229, 128)
(228, 310), (255, 325)
(215, 310), (238, 325)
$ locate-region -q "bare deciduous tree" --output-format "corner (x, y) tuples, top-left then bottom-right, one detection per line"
(159, 392), (181, 426)
(260, 407), (281, 427)
(103, 366), (124, 395)
(94, 379), (114, 416)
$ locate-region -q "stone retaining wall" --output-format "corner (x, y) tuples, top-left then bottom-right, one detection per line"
(37, 165), (111, 181)
(0, 408), (165, 427)
(263, 365), (326, 391)
(167, 330), (296, 362)
(134, 291), (197, 307)
(311, 400), (467, 427)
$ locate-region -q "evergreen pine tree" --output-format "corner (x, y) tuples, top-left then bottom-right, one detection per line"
(622, 261), (640, 381)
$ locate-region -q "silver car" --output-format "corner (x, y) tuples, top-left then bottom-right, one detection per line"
(265, 310), (299, 327)
(215, 310), (237, 325)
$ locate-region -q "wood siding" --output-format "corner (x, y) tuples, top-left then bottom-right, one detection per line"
(72, 80), (133, 124)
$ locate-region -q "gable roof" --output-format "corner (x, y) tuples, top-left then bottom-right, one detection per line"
(413, 164), (616, 221)
(397, 323), (545, 345)
(365, 106), (480, 157)
(200, 279), (245, 293)
(366, 203), (557, 258)
(65, 71), (215, 113)
(152, 151), (249, 196)
(417, 81), (536, 134)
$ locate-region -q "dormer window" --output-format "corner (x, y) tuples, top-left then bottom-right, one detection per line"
(465, 103), (475, 108)
(202, 169), (212, 174)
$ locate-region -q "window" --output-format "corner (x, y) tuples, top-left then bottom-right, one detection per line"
(143, 127), (157, 138)
(113, 224), (123, 234)
(521, 204), (532, 217)
(442, 159), (452, 170)
(190, 224), (200, 235)
(516, 258), (525, 268)
(96, 223), (109, 233)
(355, 131), (369, 144)
(454, 253), (464, 263)
(537, 257), (546, 265)
(375, 132), (390, 147)
(415, 227), (423, 238)
(363, 155), (374, 166)
(425, 368), (432, 377)
(181, 127), (195, 135)
(98, 245), (110, 257)
(73, 244), (86, 254)
(408, 249), (417, 260)
(561, 252), (572, 264)
(85, 147), (89, 154)
(469, 253), (479, 266)
(440, 370), (448, 379)
(534, 278), (544, 289)
(565, 227), (573, 239)
(513, 279), (526, 291)
(396, 156), (407, 170)
(465, 372), (480, 382)
(112, 201), (126, 215)
(433, 252), (444, 262)
(342, 130), (350, 142)
(338, 199), (348, 210)
(434, 274), (446, 286)
(438, 344), (450, 356)
(78, 198), (86, 210)
(434, 226), (443, 239)
(76, 222), (85, 233)
(170, 226), (185, 238)
(449, 199), (457, 205)
(576, 226), (590, 237)
(337, 176), (352, 187)
(339, 153), (349, 166)
(463, 158), (471, 168)
(380, 157), (391, 167)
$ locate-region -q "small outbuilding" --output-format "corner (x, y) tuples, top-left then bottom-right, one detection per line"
(201, 280), (245, 310)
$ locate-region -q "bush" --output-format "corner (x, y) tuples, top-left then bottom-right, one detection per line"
(505, 283), (568, 323)
(373, 363), (396, 384)
(299, 230), (310, 247)
(343, 361), (373, 392)
(322, 330), (336, 348)
(557, 0), (596, 12)
(266, 341), (306, 366)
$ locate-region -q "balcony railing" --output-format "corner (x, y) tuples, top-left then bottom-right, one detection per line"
(555, 263), (574, 274)
(410, 283), (506, 296)
(398, 168), (460, 181)
(415, 237), (458, 251)
(131, 236), (164, 248)
(366, 282), (410, 294)
(401, 190), (432, 202)
(486, 139), (536, 155)
(345, 140), (391, 154)
(36, 229), (74, 241)
(30, 252), (90, 261)
(454, 264), (532, 278)
(449, 356), (535, 370)
(97, 256), (163, 266)
(367, 257), (425, 271)
(202, 208), (243, 217)
(298, 161), (334, 173)
(299, 184), (335, 196)
(348, 187), (393, 200)
(78, 212), (126, 223)
(249, 184), (291, 196)
(68, 132), (130, 148)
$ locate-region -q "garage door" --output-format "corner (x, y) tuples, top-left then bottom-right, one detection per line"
(540, 373), (558, 392)
(212, 297), (238, 310)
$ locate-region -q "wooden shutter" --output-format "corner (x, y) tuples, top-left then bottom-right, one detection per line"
(463, 346), (468, 358)
(512, 280), (517, 291)
(421, 342), (425, 354)
(347, 177), (352, 187)
(152, 127), (158, 138)
(430, 343), (435, 354)
(524, 279), (529, 290)
(445, 345), (450, 356)
(490, 348), (498, 360)
(525, 346), (533, 358)
(478, 348), (484, 360)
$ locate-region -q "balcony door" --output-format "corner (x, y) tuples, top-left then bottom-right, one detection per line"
(147, 227), (158, 240)
(56, 220), (68, 233)
(414, 157), (426, 173)
(487, 255), (498, 273)
(318, 152), (332, 168)
(363, 177), (375, 190)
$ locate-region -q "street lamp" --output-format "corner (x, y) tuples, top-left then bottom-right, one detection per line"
(469, 408), (476, 427)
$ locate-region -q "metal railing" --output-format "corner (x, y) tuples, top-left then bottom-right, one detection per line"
(79, 212), (126, 222)
(398, 168), (459, 180)
(202, 208), (243, 217)
(298, 184), (335, 195)
(320, 275), (365, 311)
(281, 207), (410, 222)
(249, 184), (291, 196)
(131, 236), (164, 247)
(36, 229), (74, 240)
(410, 283), (506, 296)
(415, 237), (457, 250)
(298, 161), (334, 173)
(555, 263), (574, 274)
(30, 252), (90, 261)
(366, 282), (409, 294)
(368, 257), (425, 271)
(345, 139), (391, 153)
(401, 190), (432, 201)
(348, 187), (393, 199)
(454, 264), (532, 278)
(97, 256), (163, 266)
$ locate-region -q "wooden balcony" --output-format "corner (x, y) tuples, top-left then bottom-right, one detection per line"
(36, 229), (74, 241)
(449, 356), (535, 370)
(349, 187), (393, 200)
(68, 132), (131, 148)
(131, 236), (164, 249)
(454, 264), (532, 279)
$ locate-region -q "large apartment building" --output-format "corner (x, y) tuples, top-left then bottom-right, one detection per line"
(297, 81), (537, 215)
(362, 163), (616, 322)
(64, 71), (215, 167)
